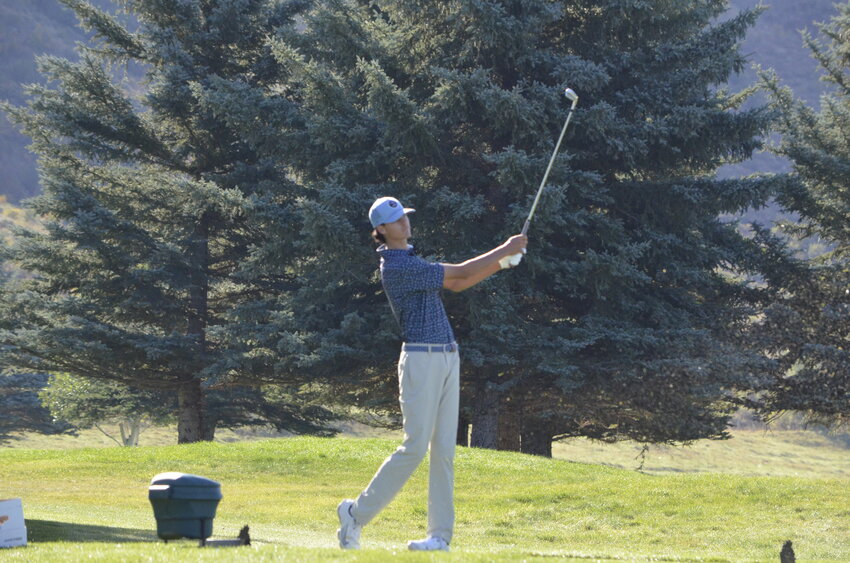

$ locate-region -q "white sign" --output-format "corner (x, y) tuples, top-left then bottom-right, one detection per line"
(0, 498), (27, 548)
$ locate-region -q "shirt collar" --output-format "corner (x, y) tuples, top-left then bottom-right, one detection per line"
(377, 244), (415, 256)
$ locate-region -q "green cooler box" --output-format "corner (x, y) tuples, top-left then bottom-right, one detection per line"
(148, 472), (222, 542)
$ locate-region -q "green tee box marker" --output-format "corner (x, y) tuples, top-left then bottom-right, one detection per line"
(148, 472), (222, 544)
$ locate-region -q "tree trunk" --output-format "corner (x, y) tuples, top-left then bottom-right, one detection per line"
(129, 421), (140, 446)
(520, 419), (553, 457)
(470, 384), (499, 449)
(498, 396), (521, 451)
(127, 416), (142, 446)
(178, 213), (210, 444)
(202, 419), (216, 441)
(120, 416), (142, 446)
(456, 412), (469, 446)
(177, 378), (205, 443)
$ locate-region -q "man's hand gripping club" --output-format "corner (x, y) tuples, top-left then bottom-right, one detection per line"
(498, 235), (528, 269)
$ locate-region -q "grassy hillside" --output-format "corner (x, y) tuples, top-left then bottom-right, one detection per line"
(6, 423), (850, 480)
(0, 437), (847, 561)
(554, 429), (850, 479)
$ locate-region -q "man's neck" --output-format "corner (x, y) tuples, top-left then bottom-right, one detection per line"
(385, 238), (409, 250)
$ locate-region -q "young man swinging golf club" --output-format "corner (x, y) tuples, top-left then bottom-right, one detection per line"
(336, 196), (527, 551)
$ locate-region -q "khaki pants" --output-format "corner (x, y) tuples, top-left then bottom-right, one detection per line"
(351, 345), (460, 543)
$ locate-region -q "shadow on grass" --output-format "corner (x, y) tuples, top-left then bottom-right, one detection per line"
(27, 519), (157, 543)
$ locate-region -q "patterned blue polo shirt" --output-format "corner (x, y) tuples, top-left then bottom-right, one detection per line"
(377, 244), (455, 344)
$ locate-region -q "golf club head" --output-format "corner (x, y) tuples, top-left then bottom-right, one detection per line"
(564, 88), (578, 103)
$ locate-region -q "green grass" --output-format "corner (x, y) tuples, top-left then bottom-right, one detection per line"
(553, 429), (850, 478)
(7, 423), (850, 479)
(1, 420), (400, 450)
(1, 437), (848, 561)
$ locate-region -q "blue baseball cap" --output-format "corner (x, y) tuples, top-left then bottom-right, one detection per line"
(369, 197), (415, 228)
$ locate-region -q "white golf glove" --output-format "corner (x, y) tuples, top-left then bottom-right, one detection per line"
(499, 248), (526, 269)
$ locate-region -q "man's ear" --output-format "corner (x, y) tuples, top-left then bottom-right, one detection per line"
(376, 224), (387, 235)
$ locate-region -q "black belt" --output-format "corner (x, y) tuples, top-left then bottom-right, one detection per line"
(402, 342), (458, 353)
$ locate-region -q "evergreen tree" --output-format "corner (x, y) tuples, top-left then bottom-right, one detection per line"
(205, 384), (339, 438)
(0, 0), (332, 442)
(757, 3), (850, 426)
(39, 373), (174, 445)
(38, 375), (337, 445)
(0, 373), (74, 443)
(272, 0), (785, 454)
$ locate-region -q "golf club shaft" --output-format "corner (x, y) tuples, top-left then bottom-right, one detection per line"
(520, 96), (579, 236)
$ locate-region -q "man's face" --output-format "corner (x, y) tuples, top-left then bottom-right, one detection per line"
(378, 213), (411, 241)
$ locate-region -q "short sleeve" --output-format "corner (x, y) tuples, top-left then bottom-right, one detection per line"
(382, 257), (444, 292)
(414, 259), (444, 291)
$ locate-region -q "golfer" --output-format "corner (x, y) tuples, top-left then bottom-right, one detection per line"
(337, 196), (527, 551)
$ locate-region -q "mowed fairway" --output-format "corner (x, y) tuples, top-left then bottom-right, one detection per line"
(0, 437), (848, 561)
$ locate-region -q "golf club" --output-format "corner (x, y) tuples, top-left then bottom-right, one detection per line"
(504, 87), (579, 267)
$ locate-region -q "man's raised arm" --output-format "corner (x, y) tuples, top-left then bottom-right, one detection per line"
(442, 235), (528, 292)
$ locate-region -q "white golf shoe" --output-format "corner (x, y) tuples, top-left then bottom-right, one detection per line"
(336, 499), (361, 549)
(407, 536), (450, 551)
